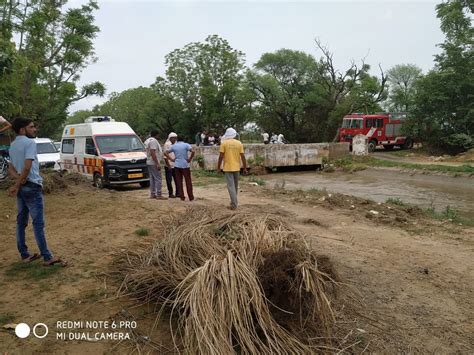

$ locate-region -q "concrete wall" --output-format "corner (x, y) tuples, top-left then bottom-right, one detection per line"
(191, 143), (349, 170)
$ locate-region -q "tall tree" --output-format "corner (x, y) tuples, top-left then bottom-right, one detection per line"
(0, 0), (104, 136)
(248, 43), (387, 143)
(154, 35), (254, 138)
(386, 64), (422, 112)
(409, 0), (473, 153)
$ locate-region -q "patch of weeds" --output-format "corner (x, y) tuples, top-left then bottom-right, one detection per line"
(193, 169), (220, 178)
(425, 206), (474, 226)
(386, 197), (408, 207)
(5, 262), (63, 280)
(0, 314), (15, 325)
(195, 154), (205, 168)
(135, 227), (149, 237)
(249, 175), (266, 186)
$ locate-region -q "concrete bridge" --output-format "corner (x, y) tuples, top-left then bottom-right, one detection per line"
(192, 142), (350, 170)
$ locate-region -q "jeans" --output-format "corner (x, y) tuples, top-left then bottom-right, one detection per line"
(164, 166), (178, 197)
(225, 172), (240, 208)
(175, 168), (194, 201)
(16, 182), (53, 261)
(147, 165), (163, 197)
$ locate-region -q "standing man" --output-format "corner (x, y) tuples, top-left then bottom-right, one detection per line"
(262, 132), (269, 144)
(144, 130), (167, 200)
(163, 132), (178, 198)
(8, 117), (66, 266)
(217, 127), (248, 210)
(195, 131), (202, 146)
(0, 115), (12, 133)
(164, 135), (195, 202)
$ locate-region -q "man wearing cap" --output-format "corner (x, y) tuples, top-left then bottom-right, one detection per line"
(163, 132), (178, 198)
(143, 130), (167, 200)
(217, 128), (248, 210)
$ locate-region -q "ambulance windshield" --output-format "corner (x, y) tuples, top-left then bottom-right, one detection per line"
(95, 135), (144, 154)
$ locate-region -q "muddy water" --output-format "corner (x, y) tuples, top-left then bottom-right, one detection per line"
(263, 169), (474, 218)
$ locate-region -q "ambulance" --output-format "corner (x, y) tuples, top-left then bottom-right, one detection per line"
(59, 116), (149, 188)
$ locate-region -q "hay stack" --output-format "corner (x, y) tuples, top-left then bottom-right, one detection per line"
(117, 206), (341, 353)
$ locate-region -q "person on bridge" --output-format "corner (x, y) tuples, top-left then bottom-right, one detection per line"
(217, 128), (248, 210)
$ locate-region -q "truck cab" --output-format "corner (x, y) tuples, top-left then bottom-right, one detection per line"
(339, 113), (413, 152)
(60, 116), (149, 188)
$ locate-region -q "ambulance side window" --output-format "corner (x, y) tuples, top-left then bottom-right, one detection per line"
(85, 137), (97, 155)
(62, 139), (75, 154)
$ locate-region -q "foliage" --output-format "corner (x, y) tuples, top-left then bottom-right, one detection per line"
(0, 0), (104, 137)
(247, 43), (387, 143)
(408, 0), (473, 153)
(153, 35), (255, 140)
(386, 64), (422, 112)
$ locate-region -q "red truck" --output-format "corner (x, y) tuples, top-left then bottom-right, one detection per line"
(338, 112), (413, 152)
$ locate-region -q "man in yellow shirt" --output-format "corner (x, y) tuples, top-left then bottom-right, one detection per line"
(217, 128), (248, 210)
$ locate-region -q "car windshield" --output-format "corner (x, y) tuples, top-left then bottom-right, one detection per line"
(95, 135), (144, 154)
(37, 142), (58, 154)
(342, 119), (363, 129)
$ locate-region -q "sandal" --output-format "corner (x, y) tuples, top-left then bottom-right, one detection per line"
(43, 258), (68, 267)
(22, 253), (40, 263)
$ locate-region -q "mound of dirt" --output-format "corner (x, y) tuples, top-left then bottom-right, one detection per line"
(41, 171), (89, 194)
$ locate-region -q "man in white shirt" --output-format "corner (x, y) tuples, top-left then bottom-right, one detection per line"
(262, 132), (269, 144)
(163, 132), (178, 198)
(143, 130), (167, 200)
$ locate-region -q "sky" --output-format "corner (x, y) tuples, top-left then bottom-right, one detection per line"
(68, 0), (445, 112)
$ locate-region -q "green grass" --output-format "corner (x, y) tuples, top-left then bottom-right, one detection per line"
(248, 175), (266, 186)
(332, 155), (474, 175)
(135, 227), (149, 236)
(0, 313), (15, 325)
(386, 197), (409, 207)
(5, 261), (63, 280)
(424, 206), (474, 226)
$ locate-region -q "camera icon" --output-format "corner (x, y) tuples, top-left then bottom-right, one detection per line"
(15, 323), (49, 339)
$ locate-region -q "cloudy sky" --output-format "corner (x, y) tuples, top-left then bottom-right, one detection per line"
(69, 0), (444, 112)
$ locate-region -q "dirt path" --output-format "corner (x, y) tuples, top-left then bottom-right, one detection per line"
(0, 178), (473, 353)
(373, 150), (474, 167)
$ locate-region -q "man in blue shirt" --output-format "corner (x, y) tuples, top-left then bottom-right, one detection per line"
(8, 117), (67, 266)
(164, 135), (195, 201)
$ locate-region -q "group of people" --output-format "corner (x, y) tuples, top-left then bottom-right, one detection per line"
(3, 114), (248, 268)
(262, 132), (287, 145)
(144, 127), (247, 211)
(195, 131), (221, 146)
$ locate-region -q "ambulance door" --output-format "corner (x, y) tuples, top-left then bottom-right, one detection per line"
(84, 137), (99, 179)
(60, 138), (75, 173)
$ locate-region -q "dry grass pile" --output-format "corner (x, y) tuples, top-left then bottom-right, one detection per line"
(116, 206), (342, 353)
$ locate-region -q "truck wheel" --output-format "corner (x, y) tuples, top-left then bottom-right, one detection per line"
(93, 173), (107, 189)
(383, 145), (394, 151)
(402, 138), (413, 150)
(139, 181), (150, 188)
(368, 140), (377, 153)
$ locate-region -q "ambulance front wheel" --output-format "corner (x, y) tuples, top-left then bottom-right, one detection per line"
(139, 181), (150, 188)
(93, 173), (108, 189)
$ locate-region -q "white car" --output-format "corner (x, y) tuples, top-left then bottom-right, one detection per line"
(35, 138), (60, 171)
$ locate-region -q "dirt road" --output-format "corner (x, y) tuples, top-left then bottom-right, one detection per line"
(0, 175), (473, 353)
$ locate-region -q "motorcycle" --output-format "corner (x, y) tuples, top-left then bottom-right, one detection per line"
(0, 150), (10, 180)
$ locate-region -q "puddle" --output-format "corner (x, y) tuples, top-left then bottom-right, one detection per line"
(263, 169), (474, 219)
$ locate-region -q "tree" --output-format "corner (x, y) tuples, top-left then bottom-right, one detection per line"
(154, 35), (254, 139)
(247, 43), (387, 143)
(386, 64), (422, 112)
(409, 0), (473, 153)
(0, 0), (104, 136)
